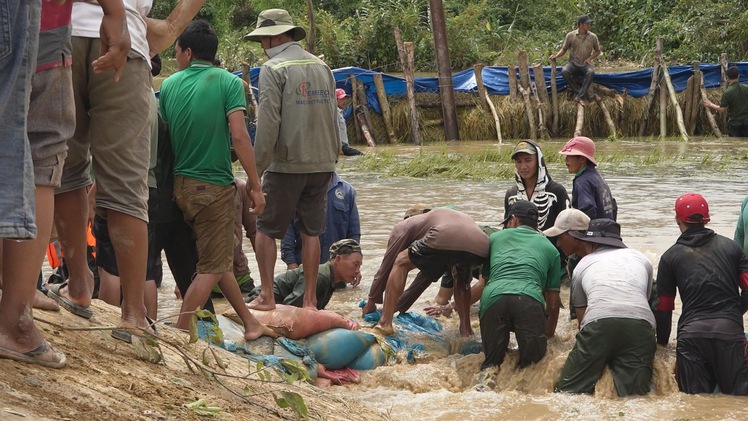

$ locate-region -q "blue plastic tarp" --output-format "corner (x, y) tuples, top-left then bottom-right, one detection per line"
(234, 62), (748, 117)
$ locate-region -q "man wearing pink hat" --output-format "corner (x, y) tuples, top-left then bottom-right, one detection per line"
(335, 88), (362, 156)
(559, 136), (616, 220)
(655, 193), (748, 395)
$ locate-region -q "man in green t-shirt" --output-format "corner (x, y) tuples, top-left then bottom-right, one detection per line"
(704, 66), (748, 137)
(477, 200), (561, 389)
(159, 21), (273, 341)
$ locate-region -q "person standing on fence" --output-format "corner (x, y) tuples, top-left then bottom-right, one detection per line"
(549, 15), (601, 107)
(704, 66), (748, 137)
(245, 9), (341, 311)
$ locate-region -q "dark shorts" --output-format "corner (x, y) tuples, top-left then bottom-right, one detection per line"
(479, 294), (547, 370)
(407, 240), (486, 282)
(93, 213), (162, 285)
(556, 318), (656, 396)
(174, 176), (236, 274)
(256, 172), (331, 239)
(676, 336), (748, 395)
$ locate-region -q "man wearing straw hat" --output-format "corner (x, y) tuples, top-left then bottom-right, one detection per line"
(245, 9), (341, 311)
(554, 219), (656, 397)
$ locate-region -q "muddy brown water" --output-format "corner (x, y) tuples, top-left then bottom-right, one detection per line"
(150, 139), (748, 419)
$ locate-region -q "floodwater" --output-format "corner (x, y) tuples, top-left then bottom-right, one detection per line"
(152, 139), (748, 420)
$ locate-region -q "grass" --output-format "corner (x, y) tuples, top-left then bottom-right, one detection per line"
(339, 144), (739, 181)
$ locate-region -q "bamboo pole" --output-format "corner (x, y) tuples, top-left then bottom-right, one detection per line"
(240, 62), (259, 122)
(700, 75), (723, 138)
(551, 58), (559, 136)
(662, 64), (689, 141)
(518, 51), (530, 91)
(574, 102), (585, 137)
(595, 97), (617, 138)
(373, 73), (397, 143)
(474, 64), (503, 143)
(518, 85), (537, 140)
(689, 62), (702, 135)
(638, 38), (663, 137)
(507, 64), (518, 103)
(349, 76), (363, 143)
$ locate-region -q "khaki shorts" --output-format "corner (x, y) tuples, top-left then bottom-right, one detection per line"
(28, 66), (73, 187)
(256, 172), (331, 239)
(58, 37), (151, 222)
(174, 176), (235, 274)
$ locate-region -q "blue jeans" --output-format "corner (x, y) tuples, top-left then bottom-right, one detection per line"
(0, 0), (41, 239)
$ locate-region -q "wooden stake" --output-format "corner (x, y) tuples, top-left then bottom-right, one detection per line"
(240, 62), (259, 122)
(354, 81), (377, 145)
(518, 85), (537, 140)
(373, 73), (397, 144)
(662, 64), (689, 141)
(574, 102), (585, 137)
(507, 64), (518, 103)
(530, 78), (548, 139)
(639, 37), (663, 137)
(533, 64), (552, 135)
(551, 58), (559, 136)
(683, 76), (695, 134)
(306, 0), (316, 54)
(595, 97), (617, 138)
(659, 71), (667, 139)
(720, 53), (729, 89)
(518, 51), (530, 91)
(349, 76), (363, 143)
(403, 41), (421, 145)
(474, 64), (503, 143)
(618, 88), (628, 136)
(689, 62), (702, 135)
(700, 74), (723, 138)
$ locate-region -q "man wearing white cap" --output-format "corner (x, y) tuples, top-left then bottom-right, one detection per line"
(245, 9), (341, 310)
(559, 136), (616, 220)
(335, 88), (362, 156)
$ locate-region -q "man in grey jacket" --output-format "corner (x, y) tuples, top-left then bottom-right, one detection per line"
(245, 9), (341, 310)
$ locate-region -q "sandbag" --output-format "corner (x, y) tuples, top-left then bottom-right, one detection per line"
(348, 343), (386, 371)
(307, 328), (377, 370)
(223, 304), (357, 339)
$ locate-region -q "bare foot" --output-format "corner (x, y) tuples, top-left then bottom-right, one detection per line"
(33, 290), (60, 311)
(459, 325), (474, 337)
(244, 323), (278, 341)
(578, 99), (587, 107)
(372, 324), (395, 336)
(361, 301), (376, 317)
(247, 296), (276, 311)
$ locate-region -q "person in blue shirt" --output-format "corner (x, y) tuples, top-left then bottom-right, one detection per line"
(281, 172), (361, 287)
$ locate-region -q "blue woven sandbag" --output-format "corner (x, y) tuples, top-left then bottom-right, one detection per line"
(348, 343), (386, 370)
(307, 328), (377, 370)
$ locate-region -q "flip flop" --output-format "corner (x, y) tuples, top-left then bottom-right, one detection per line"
(46, 282), (93, 319)
(111, 317), (157, 344)
(0, 341), (66, 369)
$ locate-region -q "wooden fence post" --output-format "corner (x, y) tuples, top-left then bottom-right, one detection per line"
(373, 73), (397, 144)
(394, 28), (422, 145)
(550, 58), (559, 136)
(662, 64), (689, 141)
(474, 64), (502, 143)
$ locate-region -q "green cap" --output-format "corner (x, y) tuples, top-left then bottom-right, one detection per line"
(329, 239), (362, 258)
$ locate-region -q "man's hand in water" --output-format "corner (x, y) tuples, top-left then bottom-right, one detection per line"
(424, 302), (453, 318)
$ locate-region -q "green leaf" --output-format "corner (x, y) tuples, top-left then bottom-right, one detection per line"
(210, 348), (226, 370)
(278, 391), (308, 418)
(279, 359), (312, 382)
(207, 324), (224, 346)
(243, 385), (251, 396)
(188, 313), (199, 344)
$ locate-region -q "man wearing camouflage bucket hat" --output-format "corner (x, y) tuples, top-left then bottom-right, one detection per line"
(247, 239), (363, 310)
(245, 9), (341, 311)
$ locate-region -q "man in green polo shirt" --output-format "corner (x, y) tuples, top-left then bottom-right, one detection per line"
(247, 239), (363, 310)
(159, 21), (273, 341)
(477, 200), (561, 389)
(704, 66), (748, 137)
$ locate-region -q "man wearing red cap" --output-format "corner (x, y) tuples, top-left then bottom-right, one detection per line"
(559, 136), (616, 220)
(655, 193), (748, 395)
(335, 88), (362, 156)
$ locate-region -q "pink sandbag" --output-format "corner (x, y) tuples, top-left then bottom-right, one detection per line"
(223, 304), (359, 340)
